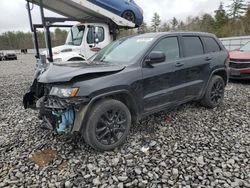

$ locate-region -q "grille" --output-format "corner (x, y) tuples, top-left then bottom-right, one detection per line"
(229, 60), (250, 69)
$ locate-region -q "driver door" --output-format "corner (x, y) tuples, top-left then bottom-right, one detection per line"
(142, 36), (186, 112)
(85, 26), (105, 59)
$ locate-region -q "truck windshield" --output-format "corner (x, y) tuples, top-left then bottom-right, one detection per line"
(65, 25), (85, 46)
(240, 42), (250, 52)
(89, 37), (154, 65)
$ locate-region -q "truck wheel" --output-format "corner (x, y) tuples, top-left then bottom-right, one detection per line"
(201, 75), (225, 108)
(83, 99), (131, 151)
(122, 10), (135, 23)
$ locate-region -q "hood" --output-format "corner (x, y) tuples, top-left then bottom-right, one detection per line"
(52, 45), (76, 54)
(42, 45), (81, 55)
(38, 61), (125, 83)
(229, 51), (250, 60)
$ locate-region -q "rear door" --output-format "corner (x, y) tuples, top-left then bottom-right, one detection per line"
(201, 36), (226, 78)
(142, 36), (186, 112)
(179, 35), (209, 99)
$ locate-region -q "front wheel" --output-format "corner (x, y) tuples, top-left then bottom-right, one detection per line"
(122, 10), (135, 23)
(201, 75), (225, 108)
(83, 99), (131, 151)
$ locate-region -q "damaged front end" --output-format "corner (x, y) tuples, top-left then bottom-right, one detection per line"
(37, 94), (90, 134)
(23, 56), (90, 134)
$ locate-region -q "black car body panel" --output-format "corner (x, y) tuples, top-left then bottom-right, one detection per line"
(39, 62), (126, 83)
(24, 31), (229, 135)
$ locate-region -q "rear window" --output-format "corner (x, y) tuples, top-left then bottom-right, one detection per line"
(182, 36), (204, 57)
(202, 37), (221, 53)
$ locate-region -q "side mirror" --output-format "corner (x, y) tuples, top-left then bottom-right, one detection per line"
(95, 38), (99, 44)
(94, 27), (99, 44)
(146, 51), (166, 65)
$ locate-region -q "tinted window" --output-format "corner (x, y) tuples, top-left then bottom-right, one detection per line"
(202, 37), (221, 53)
(182, 36), (204, 57)
(87, 27), (104, 44)
(152, 37), (180, 61)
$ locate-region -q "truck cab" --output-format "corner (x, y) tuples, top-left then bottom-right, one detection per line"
(52, 23), (113, 62)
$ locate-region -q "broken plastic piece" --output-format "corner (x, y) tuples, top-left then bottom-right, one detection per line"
(52, 109), (75, 133)
(164, 115), (173, 123)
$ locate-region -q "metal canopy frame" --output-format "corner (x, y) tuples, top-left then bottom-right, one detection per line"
(26, 0), (76, 62)
(26, 0), (121, 62)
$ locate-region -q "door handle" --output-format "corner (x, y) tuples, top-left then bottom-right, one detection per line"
(175, 62), (184, 67)
(205, 57), (212, 61)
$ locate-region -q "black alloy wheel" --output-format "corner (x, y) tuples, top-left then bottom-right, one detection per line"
(96, 108), (127, 145)
(210, 79), (224, 106)
(201, 75), (225, 108)
(83, 99), (131, 151)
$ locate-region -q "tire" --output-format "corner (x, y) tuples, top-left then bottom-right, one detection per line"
(83, 99), (131, 151)
(201, 75), (225, 108)
(122, 10), (135, 23)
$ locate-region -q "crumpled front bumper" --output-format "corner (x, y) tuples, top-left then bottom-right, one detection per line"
(37, 96), (90, 134)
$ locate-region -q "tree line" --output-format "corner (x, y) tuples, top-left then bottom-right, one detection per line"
(136, 0), (250, 37)
(0, 0), (249, 50)
(0, 28), (67, 50)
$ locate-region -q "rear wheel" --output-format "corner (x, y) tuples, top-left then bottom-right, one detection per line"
(122, 10), (135, 23)
(83, 99), (131, 151)
(201, 75), (225, 108)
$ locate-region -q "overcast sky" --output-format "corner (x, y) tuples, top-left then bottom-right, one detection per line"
(0, 0), (231, 33)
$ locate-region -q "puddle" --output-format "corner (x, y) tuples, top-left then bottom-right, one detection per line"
(30, 148), (58, 167)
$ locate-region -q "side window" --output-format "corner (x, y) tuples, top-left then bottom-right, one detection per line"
(202, 37), (221, 53)
(182, 36), (204, 57)
(152, 37), (180, 61)
(87, 27), (105, 44)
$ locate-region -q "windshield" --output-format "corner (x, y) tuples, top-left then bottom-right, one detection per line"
(65, 25), (85, 46)
(240, 42), (250, 52)
(89, 37), (154, 65)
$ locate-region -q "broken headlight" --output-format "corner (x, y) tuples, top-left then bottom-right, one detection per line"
(50, 87), (79, 98)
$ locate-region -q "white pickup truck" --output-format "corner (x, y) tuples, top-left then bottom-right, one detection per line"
(29, 0), (139, 62)
(52, 23), (113, 62)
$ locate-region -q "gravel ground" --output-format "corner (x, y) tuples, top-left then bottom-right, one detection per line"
(0, 54), (250, 188)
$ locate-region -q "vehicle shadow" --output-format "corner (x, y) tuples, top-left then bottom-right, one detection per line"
(229, 79), (250, 85)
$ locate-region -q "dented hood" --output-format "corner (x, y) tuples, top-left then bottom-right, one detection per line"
(38, 61), (125, 83)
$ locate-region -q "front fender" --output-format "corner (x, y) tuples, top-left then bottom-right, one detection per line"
(72, 89), (139, 133)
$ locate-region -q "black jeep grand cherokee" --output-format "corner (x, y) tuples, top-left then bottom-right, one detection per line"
(24, 32), (229, 151)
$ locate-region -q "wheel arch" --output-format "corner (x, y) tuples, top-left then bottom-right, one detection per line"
(200, 68), (228, 99)
(79, 90), (140, 133)
(213, 69), (228, 86)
